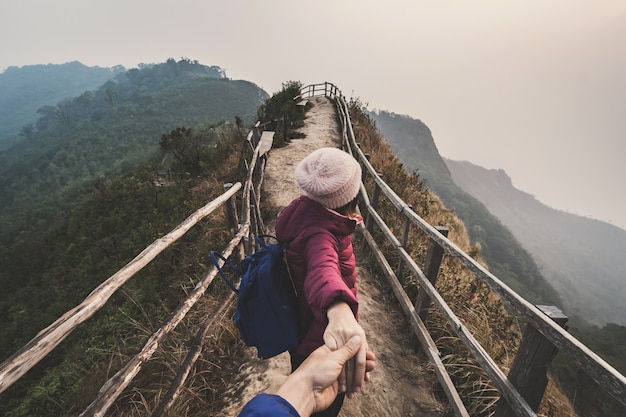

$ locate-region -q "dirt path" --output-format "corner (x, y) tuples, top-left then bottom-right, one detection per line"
(222, 97), (448, 416)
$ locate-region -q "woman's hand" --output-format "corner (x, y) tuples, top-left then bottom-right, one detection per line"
(324, 301), (369, 397)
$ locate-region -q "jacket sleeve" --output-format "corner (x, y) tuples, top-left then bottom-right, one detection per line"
(238, 393), (300, 417)
(303, 232), (358, 314)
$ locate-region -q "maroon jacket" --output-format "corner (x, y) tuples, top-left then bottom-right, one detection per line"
(275, 196), (359, 356)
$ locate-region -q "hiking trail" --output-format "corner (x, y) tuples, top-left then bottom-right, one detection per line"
(221, 96), (449, 416)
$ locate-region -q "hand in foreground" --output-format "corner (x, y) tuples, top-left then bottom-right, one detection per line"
(277, 335), (375, 417)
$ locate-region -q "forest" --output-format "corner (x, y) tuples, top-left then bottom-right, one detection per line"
(0, 61), (125, 148)
(0, 59), (264, 245)
(0, 58), (266, 378)
(0, 64), (308, 415)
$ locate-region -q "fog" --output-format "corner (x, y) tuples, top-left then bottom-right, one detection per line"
(1, 0), (625, 228)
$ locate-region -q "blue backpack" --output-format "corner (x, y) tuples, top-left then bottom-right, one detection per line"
(210, 235), (300, 359)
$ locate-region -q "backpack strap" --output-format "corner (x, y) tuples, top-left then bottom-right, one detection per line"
(209, 251), (241, 293)
(210, 235), (288, 294)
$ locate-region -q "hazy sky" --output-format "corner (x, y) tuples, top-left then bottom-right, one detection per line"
(1, 0), (625, 228)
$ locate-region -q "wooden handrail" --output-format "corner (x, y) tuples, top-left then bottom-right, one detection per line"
(80, 224), (250, 417)
(309, 84), (625, 414)
(0, 182), (242, 394)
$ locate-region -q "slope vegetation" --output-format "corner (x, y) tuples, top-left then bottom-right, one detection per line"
(0, 59), (266, 246)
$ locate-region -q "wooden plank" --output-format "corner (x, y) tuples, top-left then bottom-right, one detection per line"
(0, 182), (243, 394)
(257, 131), (274, 157)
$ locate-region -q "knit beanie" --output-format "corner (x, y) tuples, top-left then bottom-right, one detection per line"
(295, 147), (362, 209)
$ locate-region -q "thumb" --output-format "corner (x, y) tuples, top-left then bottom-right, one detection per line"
(333, 335), (362, 364)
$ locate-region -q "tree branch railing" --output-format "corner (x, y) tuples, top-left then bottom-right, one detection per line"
(80, 225), (250, 417)
(298, 82), (343, 101)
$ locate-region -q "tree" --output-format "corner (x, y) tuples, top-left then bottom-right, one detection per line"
(55, 99), (72, 127)
(159, 127), (205, 176)
(19, 124), (35, 140)
(103, 80), (116, 107)
(256, 80), (304, 146)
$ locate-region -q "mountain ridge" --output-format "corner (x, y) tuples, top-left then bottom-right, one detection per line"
(369, 109), (562, 306)
(445, 158), (626, 326)
(0, 61), (125, 147)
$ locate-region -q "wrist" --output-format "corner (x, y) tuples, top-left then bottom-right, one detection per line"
(326, 301), (353, 320)
(277, 370), (315, 417)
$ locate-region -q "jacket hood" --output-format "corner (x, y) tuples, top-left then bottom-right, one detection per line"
(275, 196), (357, 242)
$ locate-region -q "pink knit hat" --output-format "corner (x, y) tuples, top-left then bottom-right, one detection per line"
(295, 147), (362, 209)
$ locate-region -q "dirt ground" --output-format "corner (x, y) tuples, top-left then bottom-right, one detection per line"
(221, 97), (449, 416)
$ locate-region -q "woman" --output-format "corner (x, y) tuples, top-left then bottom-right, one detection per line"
(275, 147), (369, 417)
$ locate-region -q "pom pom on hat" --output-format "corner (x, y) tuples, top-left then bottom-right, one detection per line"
(295, 147), (362, 209)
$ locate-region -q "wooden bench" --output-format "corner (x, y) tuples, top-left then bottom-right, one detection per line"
(294, 95), (309, 112)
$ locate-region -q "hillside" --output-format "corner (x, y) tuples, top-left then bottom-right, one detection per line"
(368, 110), (562, 306)
(367, 109), (624, 416)
(445, 159), (626, 326)
(0, 59), (266, 246)
(0, 59), (267, 364)
(0, 61), (124, 148)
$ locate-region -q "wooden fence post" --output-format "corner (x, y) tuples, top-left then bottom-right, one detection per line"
(397, 207), (413, 279)
(365, 176), (382, 233)
(252, 123), (261, 148)
(415, 225), (449, 321)
(223, 183), (239, 237)
(250, 204), (258, 240)
(495, 305), (569, 416)
(361, 152), (369, 184)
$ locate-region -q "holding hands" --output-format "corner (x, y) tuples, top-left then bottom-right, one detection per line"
(277, 335), (375, 416)
(324, 301), (372, 399)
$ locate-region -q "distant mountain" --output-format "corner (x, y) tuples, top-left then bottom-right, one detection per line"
(0, 61), (124, 148)
(368, 110), (562, 307)
(445, 159), (626, 326)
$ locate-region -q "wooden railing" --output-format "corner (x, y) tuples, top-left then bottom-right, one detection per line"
(2, 82), (624, 417)
(303, 82), (626, 416)
(0, 121), (275, 416)
(298, 82), (343, 101)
